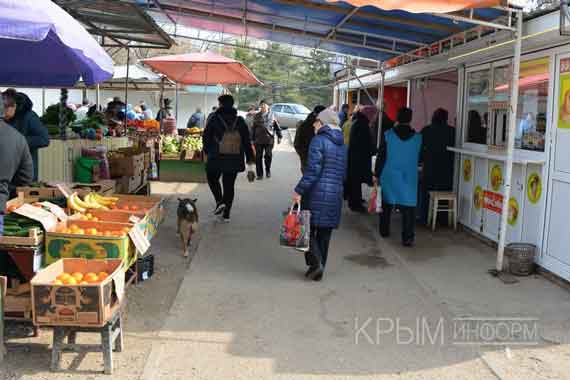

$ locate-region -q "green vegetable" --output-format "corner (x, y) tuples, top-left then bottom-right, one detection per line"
(40, 104), (76, 127)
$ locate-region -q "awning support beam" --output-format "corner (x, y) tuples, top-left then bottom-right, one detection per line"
(496, 11), (523, 272)
(326, 7), (360, 39)
(431, 12), (515, 31)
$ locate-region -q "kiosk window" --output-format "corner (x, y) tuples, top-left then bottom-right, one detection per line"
(465, 69), (490, 144)
(516, 58), (549, 152)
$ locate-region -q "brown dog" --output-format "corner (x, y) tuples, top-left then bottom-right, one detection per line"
(177, 198), (199, 257)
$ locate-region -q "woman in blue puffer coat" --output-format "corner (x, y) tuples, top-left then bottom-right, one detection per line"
(293, 108), (347, 281)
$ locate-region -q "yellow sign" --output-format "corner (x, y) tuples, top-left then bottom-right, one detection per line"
(527, 173), (542, 204)
(490, 164), (503, 191)
(558, 58), (570, 129)
(463, 159), (472, 182)
(473, 186), (483, 210)
(508, 197), (519, 226)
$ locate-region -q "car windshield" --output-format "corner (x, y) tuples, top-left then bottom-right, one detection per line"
(292, 105), (310, 114)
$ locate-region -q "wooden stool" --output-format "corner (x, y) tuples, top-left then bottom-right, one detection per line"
(427, 191), (457, 232)
(50, 310), (123, 375)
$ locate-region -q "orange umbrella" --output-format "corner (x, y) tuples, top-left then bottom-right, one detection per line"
(327, 0), (500, 13)
(141, 51), (261, 86)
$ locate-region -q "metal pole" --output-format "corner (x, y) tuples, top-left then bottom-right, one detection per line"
(41, 87), (46, 114)
(203, 65), (209, 127)
(158, 77), (165, 134)
(356, 89), (361, 106)
(124, 47), (130, 127)
(496, 12), (523, 272)
(96, 84), (100, 110)
(376, 67), (386, 151)
(175, 82), (179, 123)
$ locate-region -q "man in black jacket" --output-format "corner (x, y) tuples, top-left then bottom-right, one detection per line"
(203, 95), (255, 223)
(0, 120), (33, 236)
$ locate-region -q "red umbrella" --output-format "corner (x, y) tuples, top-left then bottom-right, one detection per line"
(141, 51), (261, 86)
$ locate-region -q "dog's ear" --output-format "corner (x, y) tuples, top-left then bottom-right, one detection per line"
(191, 198), (198, 203)
(178, 198), (183, 202)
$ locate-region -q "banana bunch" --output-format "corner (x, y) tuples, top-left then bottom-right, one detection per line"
(68, 192), (118, 213)
(90, 193), (118, 207)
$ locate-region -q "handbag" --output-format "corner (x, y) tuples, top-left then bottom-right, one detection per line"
(280, 202), (310, 251)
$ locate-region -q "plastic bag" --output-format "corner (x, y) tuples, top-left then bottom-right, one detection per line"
(368, 186), (382, 214)
(376, 186), (383, 213)
(280, 203), (310, 250)
(368, 188), (377, 214)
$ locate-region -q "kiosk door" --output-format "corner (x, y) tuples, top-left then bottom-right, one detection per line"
(544, 54), (570, 280)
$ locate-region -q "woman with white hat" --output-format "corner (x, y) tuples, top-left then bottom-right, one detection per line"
(292, 107), (347, 281)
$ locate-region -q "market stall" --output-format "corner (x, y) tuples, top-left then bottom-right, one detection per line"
(0, 0), (165, 370)
(332, 8), (570, 281)
(141, 51), (262, 183)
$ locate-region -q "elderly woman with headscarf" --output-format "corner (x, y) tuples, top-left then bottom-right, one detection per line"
(293, 107), (347, 282)
(345, 105), (378, 212)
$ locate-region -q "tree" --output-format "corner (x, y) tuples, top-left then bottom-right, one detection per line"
(230, 42), (333, 110)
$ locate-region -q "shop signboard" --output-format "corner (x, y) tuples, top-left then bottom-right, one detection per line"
(558, 58), (570, 129)
(483, 190), (503, 214)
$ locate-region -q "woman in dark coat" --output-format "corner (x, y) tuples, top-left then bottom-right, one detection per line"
(203, 95), (255, 222)
(420, 108), (455, 224)
(293, 108), (347, 281)
(346, 105), (378, 212)
(294, 105), (326, 174)
(3, 91), (49, 181)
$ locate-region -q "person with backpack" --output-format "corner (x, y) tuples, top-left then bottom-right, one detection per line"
(203, 95), (255, 223)
(252, 100), (282, 179)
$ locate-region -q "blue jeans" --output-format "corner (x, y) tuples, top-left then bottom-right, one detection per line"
(0, 214), (4, 236)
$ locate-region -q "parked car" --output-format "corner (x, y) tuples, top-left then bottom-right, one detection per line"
(270, 103), (311, 129)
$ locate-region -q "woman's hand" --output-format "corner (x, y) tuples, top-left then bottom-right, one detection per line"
(292, 192), (301, 203)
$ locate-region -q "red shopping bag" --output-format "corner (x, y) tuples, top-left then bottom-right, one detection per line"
(280, 203), (310, 250)
(368, 187), (378, 214)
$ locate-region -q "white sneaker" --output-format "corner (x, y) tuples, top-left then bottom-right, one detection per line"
(219, 216), (231, 223)
(212, 203), (226, 215)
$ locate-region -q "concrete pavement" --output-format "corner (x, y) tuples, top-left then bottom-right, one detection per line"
(142, 142), (570, 380)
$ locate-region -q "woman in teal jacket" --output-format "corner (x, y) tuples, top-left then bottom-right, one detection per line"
(375, 107), (422, 246)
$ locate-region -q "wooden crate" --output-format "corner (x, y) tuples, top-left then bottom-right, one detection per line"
(5, 292), (33, 321)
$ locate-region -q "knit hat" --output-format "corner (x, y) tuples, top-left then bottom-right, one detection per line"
(359, 105), (379, 127)
(316, 107), (339, 127)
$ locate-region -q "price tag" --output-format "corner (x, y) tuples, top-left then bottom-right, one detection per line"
(13, 204), (58, 231)
(40, 202), (68, 222)
(54, 183), (73, 199)
(128, 225), (150, 256)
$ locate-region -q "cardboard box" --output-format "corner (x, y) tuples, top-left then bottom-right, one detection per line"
(115, 171), (143, 194)
(31, 259), (124, 327)
(17, 180), (116, 200)
(45, 220), (136, 268)
(109, 151), (144, 178)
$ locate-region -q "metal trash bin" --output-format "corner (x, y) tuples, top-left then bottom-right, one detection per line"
(506, 243), (536, 276)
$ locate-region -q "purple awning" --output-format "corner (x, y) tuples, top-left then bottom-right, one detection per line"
(0, 0), (114, 87)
